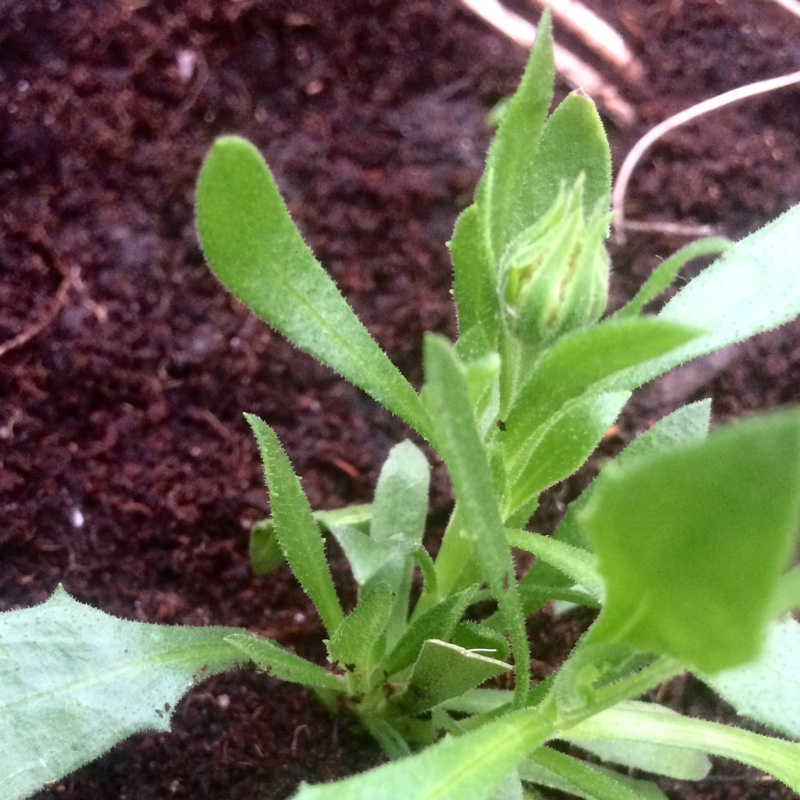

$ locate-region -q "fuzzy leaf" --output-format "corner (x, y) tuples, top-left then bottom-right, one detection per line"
(0, 586), (245, 800)
(582, 409), (800, 672)
(292, 707), (553, 800)
(397, 639), (511, 714)
(614, 237), (731, 319)
(703, 616), (800, 738)
(607, 205), (800, 391)
(246, 415), (344, 634)
(423, 335), (529, 705)
(196, 136), (431, 440)
(225, 633), (344, 692)
(327, 581), (394, 668)
(563, 701), (800, 792)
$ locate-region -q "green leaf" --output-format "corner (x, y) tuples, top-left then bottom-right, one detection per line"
(449, 204), (499, 349)
(582, 409), (800, 672)
(0, 586), (245, 800)
(614, 237), (731, 320)
(451, 621), (511, 663)
(562, 700), (800, 792)
(503, 391), (630, 521)
(250, 504), (373, 576)
(571, 718), (712, 780)
(607, 205), (800, 391)
(246, 414), (344, 634)
(383, 587), (479, 676)
(507, 529), (603, 602)
(327, 581), (394, 668)
(423, 335), (530, 705)
(397, 639), (511, 714)
(503, 319), (698, 470)
(702, 616), (800, 738)
(371, 440), (430, 545)
(292, 707), (554, 800)
(329, 524), (391, 586)
(524, 91), (611, 229)
(519, 747), (667, 800)
(772, 567), (800, 616)
(520, 399), (711, 604)
(225, 633), (344, 692)
(196, 136), (432, 440)
(483, 9), (554, 260)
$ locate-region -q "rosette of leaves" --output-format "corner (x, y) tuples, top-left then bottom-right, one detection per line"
(4, 10), (800, 800)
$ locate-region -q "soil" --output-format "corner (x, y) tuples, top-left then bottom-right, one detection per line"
(2, 1), (799, 798)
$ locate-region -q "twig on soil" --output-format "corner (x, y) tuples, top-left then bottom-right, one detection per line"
(0, 252), (72, 360)
(612, 69), (800, 242)
(460, 0), (636, 125)
(528, 0), (645, 83)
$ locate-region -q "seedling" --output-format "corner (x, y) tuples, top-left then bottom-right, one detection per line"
(3, 12), (800, 800)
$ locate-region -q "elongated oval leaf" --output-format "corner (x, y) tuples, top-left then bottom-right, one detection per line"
(423, 335), (529, 705)
(246, 414), (344, 634)
(0, 586), (246, 800)
(196, 136), (432, 440)
(608, 204), (800, 391)
(293, 708), (554, 800)
(582, 409), (800, 672)
(562, 700), (800, 792)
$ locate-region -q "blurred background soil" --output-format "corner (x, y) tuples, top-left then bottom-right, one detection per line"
(1, 1), (800, 797)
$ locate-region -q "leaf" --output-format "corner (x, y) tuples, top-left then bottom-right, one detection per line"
(0, 586), (246, 800)
(507, 529), (603, 602)
(503, 318), (698, 470)
(250, 504), (373, 576)
(606, 204), (800, 391)
(614, 237), (731, 320)
(396, 639), (511, 714)
(571, 724), (711, 780)
(483, 9), (554, 260)
(329, 524), (392, 586)
(225, 633), (344, 692)
(423, 335), (530, 705)
(562, 700), (800, 792)
(702, 616), (800, 738)
(246, 414), (344, 634)
(519, 747), (668, 800)
(371, 440), (430, 545)
(582, 409), (800, 672)
(292, 707), (554, 800)
(449, 204), (499, 349)
(327, 581), (394, 668)
(503, 391), (630, 521)
(196, 136), (432, 440)
(383, 587), (479, 676)
(523, 91), (612, 231)
(519, 399), (712, 604)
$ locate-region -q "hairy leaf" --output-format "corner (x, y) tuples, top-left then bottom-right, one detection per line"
(0, 587), (245, 800)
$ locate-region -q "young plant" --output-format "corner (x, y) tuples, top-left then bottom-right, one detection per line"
(4, 11), (800, 800)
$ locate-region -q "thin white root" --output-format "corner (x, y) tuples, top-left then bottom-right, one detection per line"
(769, 0), (800, 20)
(528, 0), (645, 83)
(460, 0), (636, 126)
(612, 69), (800, 242)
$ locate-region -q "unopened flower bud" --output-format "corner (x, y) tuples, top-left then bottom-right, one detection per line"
(498, 178), (610, 345)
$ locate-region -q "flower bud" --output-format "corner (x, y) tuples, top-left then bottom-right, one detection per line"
(498, 177), (610, 345)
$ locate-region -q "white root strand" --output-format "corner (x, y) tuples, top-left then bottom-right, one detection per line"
(528, 0), (645, 83)
(460, 0), (636, 125)
(612, 69), (800, 241)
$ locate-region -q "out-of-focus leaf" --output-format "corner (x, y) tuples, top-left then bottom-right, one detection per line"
(582, 409), (800, 672)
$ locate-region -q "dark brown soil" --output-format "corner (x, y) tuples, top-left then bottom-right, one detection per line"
(2, 1), (799, 798)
